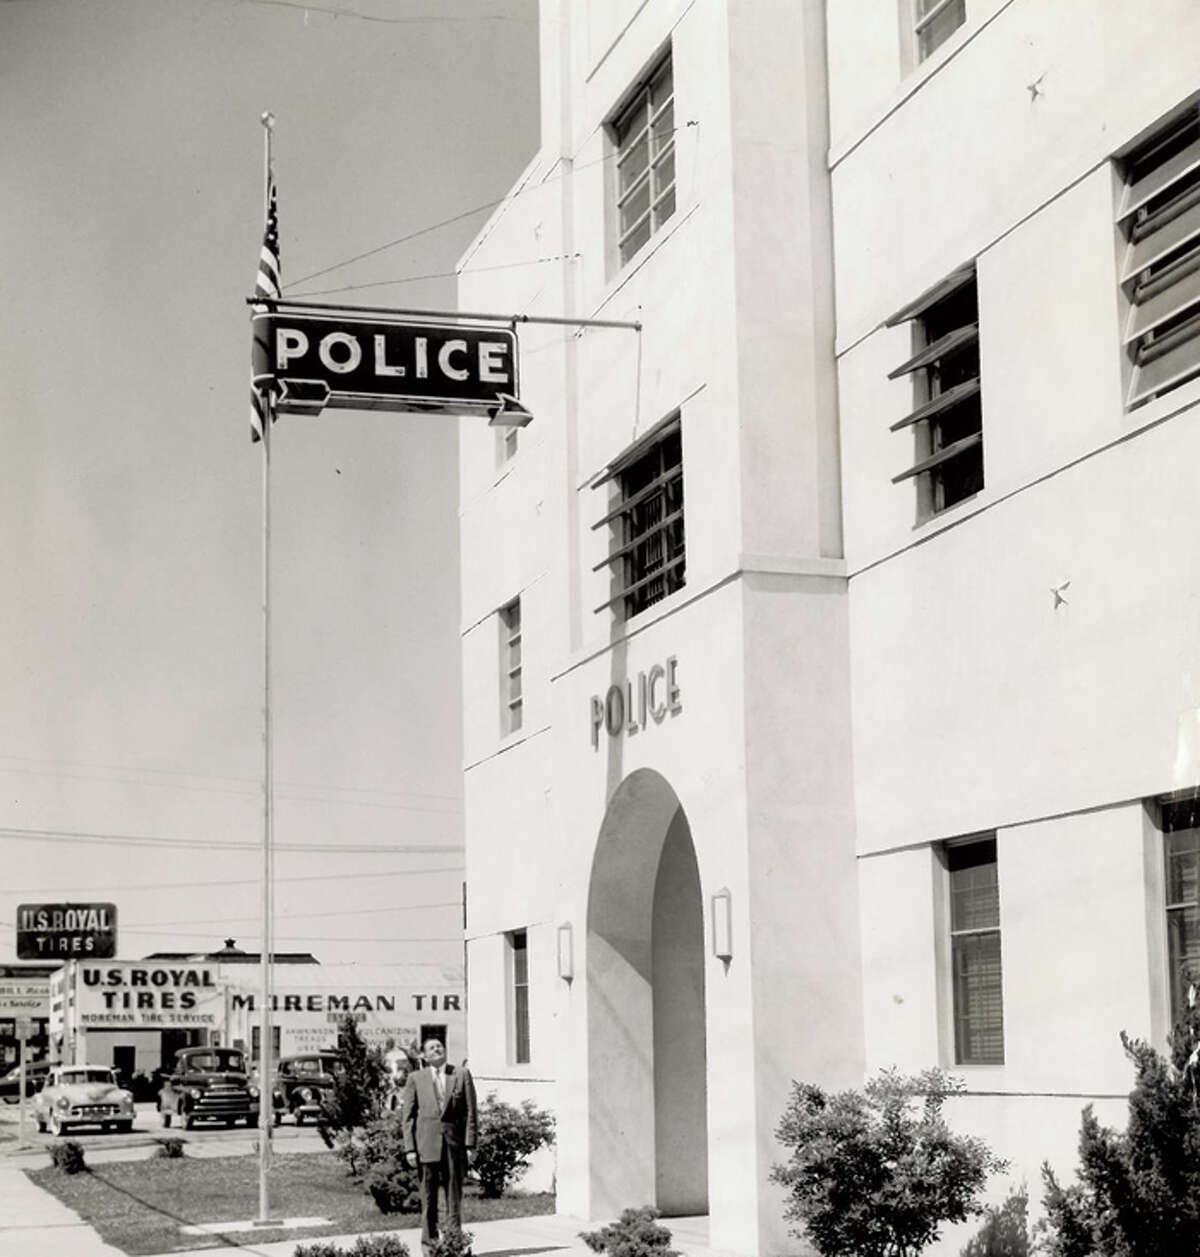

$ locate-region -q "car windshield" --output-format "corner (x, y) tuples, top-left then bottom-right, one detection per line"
(61, 1069), (116, 1086)
(183, 1050), (245, 1072)
(290, 1059), (327, 1076)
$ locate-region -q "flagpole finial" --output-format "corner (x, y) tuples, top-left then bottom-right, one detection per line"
(261, 112), (276, 130)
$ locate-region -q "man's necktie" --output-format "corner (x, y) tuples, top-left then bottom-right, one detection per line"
(434, 1070), (444, 1105)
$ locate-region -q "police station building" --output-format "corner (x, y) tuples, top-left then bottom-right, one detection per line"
(456, 2), (1200, 1254)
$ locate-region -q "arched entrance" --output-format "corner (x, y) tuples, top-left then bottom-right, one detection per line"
(586, 769), (709, 1217)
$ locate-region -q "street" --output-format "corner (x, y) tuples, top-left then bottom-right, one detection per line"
(0, 1101), (327, 1161)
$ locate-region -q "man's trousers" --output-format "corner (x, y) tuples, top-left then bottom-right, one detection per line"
(419, 1145), (464, 1250)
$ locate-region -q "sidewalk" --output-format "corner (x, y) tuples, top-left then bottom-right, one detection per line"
(0, 1159), (126, 1256)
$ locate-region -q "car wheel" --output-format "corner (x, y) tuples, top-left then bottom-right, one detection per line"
(49, 1112), (65, 1137)
(182, 1108), (195, 1131)
(116, 1121), (133, 1134)
(161, 1109), (172, 1128)
(35, 1115), (46, 1133)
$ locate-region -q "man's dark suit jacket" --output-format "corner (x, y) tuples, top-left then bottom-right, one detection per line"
(401, 1063), (478, 1163)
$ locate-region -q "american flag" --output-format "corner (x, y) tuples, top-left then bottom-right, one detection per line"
(250, 176), (281, 443)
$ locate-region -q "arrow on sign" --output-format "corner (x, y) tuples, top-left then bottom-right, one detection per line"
(277, 378), (332, 413)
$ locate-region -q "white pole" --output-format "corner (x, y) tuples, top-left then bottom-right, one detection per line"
(257, 109), (276, 1227)
(16, 1050), (26, 1148)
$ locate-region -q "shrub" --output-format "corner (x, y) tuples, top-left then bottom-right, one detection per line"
(295, 1237), (411, 1257)
(580, 1207), (678, 1257)
(49, 1140), (87, 1175)
(1038, 986), (1200, 1257)
(318, 1014), (389, 1148)
(334, 1109), (421, 1214)
(771, 1068), (1007, 1257)
(473, 1094), (556, 1198)
(154, 1137), (185, 1159)
(958, 1186), (1029, 1257)
(429, 1227), (474, 1257)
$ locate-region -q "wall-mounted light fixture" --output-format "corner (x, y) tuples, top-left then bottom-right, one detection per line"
(711, 888), (733, 962)
(556, 922), (574, 981)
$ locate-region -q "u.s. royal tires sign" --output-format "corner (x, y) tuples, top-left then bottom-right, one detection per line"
(17, 903), (117, 958)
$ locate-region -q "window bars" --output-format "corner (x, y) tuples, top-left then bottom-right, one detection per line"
(593, 416), (685, 620)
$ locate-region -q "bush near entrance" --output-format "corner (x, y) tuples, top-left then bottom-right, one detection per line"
(295, 1237), (411, 1257)
(580, 1207), (679, 1257)
(771, 1068), (1006, 1257)
(1037, 987), (1200, 1257)
(473, 1094), (555, 1198)
(319, 1015), (389, 1147)
(48, 1140), (86, 1175)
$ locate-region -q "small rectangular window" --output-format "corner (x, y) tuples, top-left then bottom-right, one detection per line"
(913, 0), (966, 63)
(1163, 798), (1200, 1021)
(499, 598), (522, 735)
(1118, 108), (1200, 407)
(593, 415), (685, 620)
(947, 837), (1004, 1064)
(888, 265), (983, 516)
(612, 51), (676, 268)
(508, 929), (530, 1065)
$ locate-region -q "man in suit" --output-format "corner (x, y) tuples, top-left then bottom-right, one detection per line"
(401, 1036), (478, 1252)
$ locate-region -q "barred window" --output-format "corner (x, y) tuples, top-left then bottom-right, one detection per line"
(947, 837), (1004, 1065)
(1163, 799), (1200, 1021)
(509, 929), (530, 1065)
(1119, 108), (1200, 407)
(887, 265), (983, 516)
(593, 416), (685, 620)
(499, 598), (522, 735)
(613, 52), (676, 267)
(912, 0), (966, 63)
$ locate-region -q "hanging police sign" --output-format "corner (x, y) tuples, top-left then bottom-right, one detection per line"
(252, 310), (526, 421)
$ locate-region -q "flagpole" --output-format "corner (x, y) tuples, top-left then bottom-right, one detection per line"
(258, 108), (277, 1228)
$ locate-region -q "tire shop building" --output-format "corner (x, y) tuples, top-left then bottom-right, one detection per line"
(455, 2), (1200, 1254)
(49, 954), (463, 1080)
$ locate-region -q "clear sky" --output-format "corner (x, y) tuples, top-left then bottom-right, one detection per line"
(0, 0), (539, 969)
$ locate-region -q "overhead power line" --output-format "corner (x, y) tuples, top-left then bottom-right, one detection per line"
(0, 825), (462, 856)
(2, 866), (465, 895)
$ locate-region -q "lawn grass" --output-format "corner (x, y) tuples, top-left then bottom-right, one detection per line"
(27, 1151), (554, 1255)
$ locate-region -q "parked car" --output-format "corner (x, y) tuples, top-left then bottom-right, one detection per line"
(34, 1065), (135, 1136)
(157, 1046), (260, 1130)
(0, 1059), (54, 1103)
(275, 1051), (342, 1124)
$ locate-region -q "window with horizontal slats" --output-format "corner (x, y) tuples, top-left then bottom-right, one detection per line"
(613, 53), (676, 267)
(500, 598), (522, 735)
(1163, 799), (1200, 1022)
(1120, 109), (1200, 407)
(593, 417), (685, 620)
(888, 266), (984, 514)
(913, 0), (965, 63)
(948, 838), (1004, 1065)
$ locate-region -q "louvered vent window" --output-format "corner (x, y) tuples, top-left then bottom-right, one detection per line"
(947, 837), (1004, 1065)
(887, 265), (983, 515)
(593, 417), (684, 621)
(1119, 108), (1200, 407)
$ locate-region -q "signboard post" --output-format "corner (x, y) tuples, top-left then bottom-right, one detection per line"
(17, 903), (117, 959)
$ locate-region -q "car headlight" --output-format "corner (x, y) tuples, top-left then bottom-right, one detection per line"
(186, 1087), (202, 1100)
(119, 1093), (134, 1110)
(56, 1096), (70, 1109)
(248, 1084), (259, 1098)
(300, 1087), (315, 1102)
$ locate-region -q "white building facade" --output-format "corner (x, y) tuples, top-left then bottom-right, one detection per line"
(459, 2), (1200, 1253)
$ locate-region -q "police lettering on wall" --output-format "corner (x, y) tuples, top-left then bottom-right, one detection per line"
(589, 657), (682, 748)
